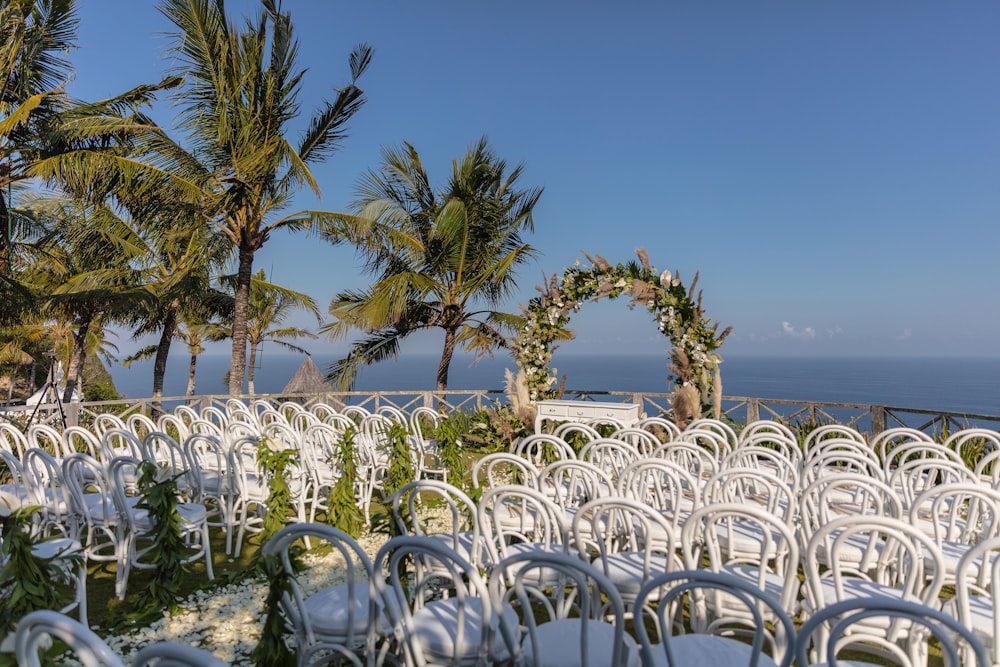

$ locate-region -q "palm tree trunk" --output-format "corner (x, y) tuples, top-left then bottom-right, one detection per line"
(186, 353), (197, 395)
(247, 343), (258, 395)
(436, 327), (458, 392)
(229, 244), (254, 395)
(0, 192), (10, 276)
(152, 300), (179, 409)
(63, 315), (91, 403)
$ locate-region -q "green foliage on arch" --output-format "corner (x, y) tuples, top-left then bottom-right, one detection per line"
(512, 250), (731, 419)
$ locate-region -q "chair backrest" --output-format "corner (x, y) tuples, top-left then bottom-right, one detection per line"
(605, 428), (659, 456)
(616, 457), (700, 526)
(721, 446), (800, 492)
(738, 419), (797, 445)
(92, 413), (127, 438)
(799, 472), (903, 538)
(796, 597), (990, 667)
(677, 428), (732, 458)
(26, 424), (73, 459)
(578, 438), (641, 479)
(62, 452), (118, 527)
(14, 609), (125, 667)
(537, 459), (614, 511)
(633, 569), (796, 667)
(801, 446), (884, 487)
(0, 422), (28, 458)
(882, 440), (963, 476)
(704, 467), (797, 524)
(871, 426), (935, 462)
(684, 418), (739, 447)
(650, 440), (719, 481)
(636, 416), (682, 442)
(734, 430), (802, 467)
(409, 406), (440, 443)
(389, 479), (482, 563)
(909, 482), (1000, 548)
(490, 549), (633, 667)
(63, 426), (101, 458)
(125, 412), (158, 440)
(803, 514), (946, 608)
(888, 458), (978, 510)
(513, 434), (576, 467)
(946, 428), (1000, 470)
(552, 421), (601, 447)
(200, 405), (229, 429)
(573, 495), (682, 575)
(99, 429), (145, 466)
(477, 484), (569, 565)
(470, 452), (539, 491)
(156, 413), (190, 443)
(802, 424), (866, 452)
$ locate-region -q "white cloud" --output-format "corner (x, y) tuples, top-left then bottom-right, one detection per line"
(781, 321), (817, 340)
(896, 328), (913, 341)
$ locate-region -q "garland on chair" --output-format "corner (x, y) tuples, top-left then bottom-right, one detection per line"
(256, 436), (298, 544)
(0, 493), (81, 648)
(325, 426), (364, 538)
(136, 461), (187, 611)
(511, 249), (731, 425)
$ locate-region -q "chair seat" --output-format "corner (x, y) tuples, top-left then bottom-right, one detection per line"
(500, 542), (572, 586)
(302, 583), (373, 639)
(714, 519), (786, 559)
(32, 537), (83, 562)
(807, 579), (925, 633)
(647, 634), (781, 667)
(522, 617), (640, 667)
(424, 531), (483, 567)
(715, 564), (787, 610)
(411, 597), (516, 664)
(593, 551), (673, 598)
(131, 502), (208, 529)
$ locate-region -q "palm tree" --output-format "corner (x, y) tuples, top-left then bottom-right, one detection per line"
(150, 0), (371, 395)
(21, 195), (150, 402)
(322, 138), (542, 391)
(0, 0), (76, 272)
(217, 269), (319, 394)
(119, 210), (232, 403)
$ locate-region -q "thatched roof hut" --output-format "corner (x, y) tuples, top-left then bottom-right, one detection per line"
(281, 356), (332, 395)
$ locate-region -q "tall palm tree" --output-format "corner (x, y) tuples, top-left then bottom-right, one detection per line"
(216, 269), (319, 394)
(322, 138), (542, 391)
(151, 0), (371, 395)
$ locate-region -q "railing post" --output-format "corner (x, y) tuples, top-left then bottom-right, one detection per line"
(747, 399), (760, 424)
(871, 406), (886, 436)
(65, 402), (80, 427)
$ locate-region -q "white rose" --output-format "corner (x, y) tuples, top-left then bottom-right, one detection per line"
(0, 490), (21, 517)
(660, 270), (671, 284)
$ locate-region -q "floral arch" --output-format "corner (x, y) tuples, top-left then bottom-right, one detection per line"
(511, 249), (731, 423)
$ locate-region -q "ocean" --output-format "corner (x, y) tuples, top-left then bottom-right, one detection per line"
(108, 353), (1000, 418)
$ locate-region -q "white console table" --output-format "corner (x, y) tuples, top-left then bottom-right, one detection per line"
(534, 399), (643, 433)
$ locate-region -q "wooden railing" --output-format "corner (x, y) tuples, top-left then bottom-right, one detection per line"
(5, 389), (999, 438)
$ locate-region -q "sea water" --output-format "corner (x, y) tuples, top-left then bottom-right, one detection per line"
(109, 353), (1000, 417)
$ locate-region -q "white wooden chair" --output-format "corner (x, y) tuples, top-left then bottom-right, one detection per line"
(491, 549), (640, 667)
(15, 610), (125, 667)
(633, 569), (796, 667)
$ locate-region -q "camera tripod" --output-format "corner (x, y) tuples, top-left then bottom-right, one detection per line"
(27, 355), (67, 430)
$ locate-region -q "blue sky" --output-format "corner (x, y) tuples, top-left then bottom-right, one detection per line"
(67, 1), (1000, 361)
